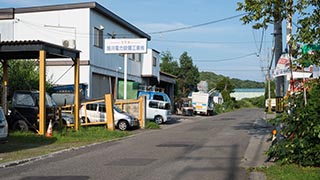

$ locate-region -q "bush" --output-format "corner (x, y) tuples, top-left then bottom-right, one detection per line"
(267, 81), (320, 166)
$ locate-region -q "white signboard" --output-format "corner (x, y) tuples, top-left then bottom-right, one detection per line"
(273, 53), (291, 77)
(105, 38), (147, 54)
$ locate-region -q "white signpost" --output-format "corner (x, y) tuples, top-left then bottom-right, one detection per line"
(105, 38), (147, 99)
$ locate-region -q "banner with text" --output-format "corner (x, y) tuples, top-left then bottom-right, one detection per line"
(105, 38), (147, 54)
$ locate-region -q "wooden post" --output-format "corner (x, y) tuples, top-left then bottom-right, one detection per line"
(105, 94), (115, 130)
(74, 57), (80, 131)
(139, 96), (146, 129)
(39, 50), (46, 135)
(2, 60), (8, 115)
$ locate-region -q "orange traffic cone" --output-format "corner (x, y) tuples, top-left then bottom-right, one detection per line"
(46, 120), (53, 137)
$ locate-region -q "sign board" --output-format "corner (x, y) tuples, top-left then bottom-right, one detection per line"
(105, 38), (147, 54)
(273, 53), (291, 77)
(302, 44), (320, 54)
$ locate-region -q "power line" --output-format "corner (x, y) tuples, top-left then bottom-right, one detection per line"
(200, 69), (262, 72)
(193, 53), (257, 62)
(152, 39), (271, 44)
(148, 13), (248, 34)
(258, 28), (265, 56)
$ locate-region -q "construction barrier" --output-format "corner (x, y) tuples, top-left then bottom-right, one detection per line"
(276, 96), (284, 113)
(59, 94), (145, 129)
(114, 96), (146, 129)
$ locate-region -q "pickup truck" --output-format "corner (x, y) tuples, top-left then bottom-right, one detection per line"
(9, 90), (65, 131)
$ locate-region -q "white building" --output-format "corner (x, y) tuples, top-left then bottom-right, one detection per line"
(230, 88), (265, 100)
(0, 2), (175, 100)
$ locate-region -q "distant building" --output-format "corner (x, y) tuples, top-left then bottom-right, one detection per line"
(0, 2), (175, 100)
(231, 88), (264, 100)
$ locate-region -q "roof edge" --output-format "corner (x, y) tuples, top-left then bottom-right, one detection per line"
(13, 1), (151, 40)
(14, 2), (96, 13)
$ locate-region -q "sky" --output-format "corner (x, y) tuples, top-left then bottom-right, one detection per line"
(0, 0), (277, 82)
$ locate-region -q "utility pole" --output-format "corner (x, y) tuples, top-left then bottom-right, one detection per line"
(274, 1), (284, 98)
(286, 0), (294, 96)
(267, 48), (272, 113)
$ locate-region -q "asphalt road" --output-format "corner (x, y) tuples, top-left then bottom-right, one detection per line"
(0, 108), (270, 180)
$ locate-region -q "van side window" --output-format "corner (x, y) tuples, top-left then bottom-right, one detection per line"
(149, 101), (159, 108)
(153, 94), (164, 101)
(86, 104), (97, 111)
(99, 104), (106, 113)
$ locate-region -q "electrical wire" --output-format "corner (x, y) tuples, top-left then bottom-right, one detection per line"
(258, 28), (265, 56)
(19, 13), (248, 37)
(193, 53), (257, 62)
(268, 35), (276, 71)
(152, 39), (271, 44)
(53, 65), (74, 84)
(148, 13), (248, 34)
(201, 69), (262, 72)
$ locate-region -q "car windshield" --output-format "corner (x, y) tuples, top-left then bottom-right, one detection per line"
(33, 92), (57, 106)
(113, 105), (124, 113)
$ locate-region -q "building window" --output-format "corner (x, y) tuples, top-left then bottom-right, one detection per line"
(94, 27), (103, 48)
(128, 53), (141, 62)
(152, 56), (157, 66)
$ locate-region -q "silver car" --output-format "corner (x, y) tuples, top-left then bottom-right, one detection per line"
(0, 107), (8, 143)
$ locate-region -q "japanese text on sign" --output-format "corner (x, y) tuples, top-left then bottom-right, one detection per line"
(105, 38), (147, 54)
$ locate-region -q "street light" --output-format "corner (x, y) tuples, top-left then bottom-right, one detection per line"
(115, 66), (122, 99)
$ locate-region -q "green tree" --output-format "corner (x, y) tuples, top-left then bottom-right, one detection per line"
(8, 60), (39, 97)
(216, 77), (235, 102)
(237, 0), (319, 65)
(0, 59), (54, 100)
(177, 52), (200, 97)
(160, 51), (200, 100)
(160, 51), (179, 76)
(236, 0), (286, 29)
(294, 1), (320, 66)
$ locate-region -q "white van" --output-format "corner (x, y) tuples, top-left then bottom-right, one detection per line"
(137, 91), (172, 124)
(0, 107), (8, 143)
(79, 102), (139, 131)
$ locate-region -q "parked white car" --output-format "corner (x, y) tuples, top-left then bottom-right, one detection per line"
(0, 107), (8, 143)
(137, 91), (172, 124)
(79, 102), (139, 131)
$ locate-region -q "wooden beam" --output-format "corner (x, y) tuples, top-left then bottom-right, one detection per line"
(39, 50), (46, 135)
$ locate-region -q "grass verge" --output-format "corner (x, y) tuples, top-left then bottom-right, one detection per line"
(145, 120), (160, 129)
(257, 164), (320, 180)
(0, 127), (131, 164)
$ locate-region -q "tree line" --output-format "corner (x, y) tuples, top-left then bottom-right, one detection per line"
(160, 50), (265, 102)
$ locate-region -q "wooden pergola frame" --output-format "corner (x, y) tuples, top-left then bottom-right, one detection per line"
(0, 40), (81, 134)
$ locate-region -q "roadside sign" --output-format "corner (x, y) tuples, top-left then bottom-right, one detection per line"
(105, 38), (147, 54)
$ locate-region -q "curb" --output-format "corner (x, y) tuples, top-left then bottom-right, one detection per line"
(0, 134), (136, 169)
(241, 116), (274, 180)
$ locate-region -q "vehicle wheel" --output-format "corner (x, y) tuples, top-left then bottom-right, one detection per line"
(154, 116), (164, 124)
(13, 120), (29, 131)
(182, 110), (186, 116)
(118, 120), (128, 131)
(52, 121), (61, 131)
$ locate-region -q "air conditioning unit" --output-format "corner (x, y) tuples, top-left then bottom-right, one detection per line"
(62, 39), (76, 49)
